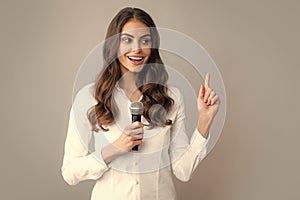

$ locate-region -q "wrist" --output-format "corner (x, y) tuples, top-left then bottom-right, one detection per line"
(111, 142), (126, 156)
(101, 143), (125, 164)
(197, 114), (214, 139)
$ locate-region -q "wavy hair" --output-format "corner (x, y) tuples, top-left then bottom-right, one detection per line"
(88, 7), (174, 131)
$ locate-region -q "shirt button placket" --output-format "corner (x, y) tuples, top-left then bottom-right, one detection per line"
(133, 155), (140, 200)
(134, 177), (140, 200)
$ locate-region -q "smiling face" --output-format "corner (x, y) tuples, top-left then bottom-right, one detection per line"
(117, 18), (152, 75)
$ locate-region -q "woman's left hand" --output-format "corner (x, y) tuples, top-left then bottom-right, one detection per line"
(198, 72), (220, 117)
(197, 72), (220, 137)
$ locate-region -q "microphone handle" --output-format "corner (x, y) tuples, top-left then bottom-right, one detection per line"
(132, 114), (142, 151)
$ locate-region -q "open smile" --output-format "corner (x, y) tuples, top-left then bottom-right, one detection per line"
(127, 56), (145, 65)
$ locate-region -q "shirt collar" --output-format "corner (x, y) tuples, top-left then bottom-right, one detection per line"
(114, 82), (143, 102)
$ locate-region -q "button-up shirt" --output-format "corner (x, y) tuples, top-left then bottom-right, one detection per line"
(61, 83), (209, 200)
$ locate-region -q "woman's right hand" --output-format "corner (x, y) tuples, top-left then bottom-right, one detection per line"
(113, 121), (144, 152)
(101, 122), (144, 164)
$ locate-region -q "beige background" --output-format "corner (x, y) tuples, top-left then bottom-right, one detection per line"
(1, 0), (299, 199)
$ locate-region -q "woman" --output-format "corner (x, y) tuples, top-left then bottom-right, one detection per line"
(61, 7), (220, 200)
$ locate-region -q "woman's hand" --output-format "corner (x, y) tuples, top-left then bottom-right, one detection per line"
(197, 72), (220, 138)
(113, 122), (144, 152)
(101, 122), (144, 164)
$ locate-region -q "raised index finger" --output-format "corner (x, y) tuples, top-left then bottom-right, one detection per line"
(204, 72), (210, 88)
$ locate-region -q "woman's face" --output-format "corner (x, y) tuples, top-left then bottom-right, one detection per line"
(117, 18), (152, 74)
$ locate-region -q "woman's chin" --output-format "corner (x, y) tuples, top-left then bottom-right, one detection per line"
(129, 65), (144, 73)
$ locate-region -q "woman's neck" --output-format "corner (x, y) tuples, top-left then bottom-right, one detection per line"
(119, 71), (142, 102)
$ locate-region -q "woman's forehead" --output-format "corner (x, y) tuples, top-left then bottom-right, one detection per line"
(121, 19), (150, 37)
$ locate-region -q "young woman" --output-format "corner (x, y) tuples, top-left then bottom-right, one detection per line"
(61, 7), (220, 200)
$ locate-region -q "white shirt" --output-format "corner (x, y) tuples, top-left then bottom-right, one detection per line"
(61, 83), (209, 200)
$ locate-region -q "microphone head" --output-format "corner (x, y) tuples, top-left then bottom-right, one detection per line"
(130, 102), (144, 115)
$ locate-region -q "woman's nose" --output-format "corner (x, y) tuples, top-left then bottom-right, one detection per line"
(131, 40), (141, 52)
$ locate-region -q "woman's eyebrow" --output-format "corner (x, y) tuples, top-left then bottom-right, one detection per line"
(120, 33), (151, 38)
(120, 33), (133, 38)
(140, 34), (151, 38)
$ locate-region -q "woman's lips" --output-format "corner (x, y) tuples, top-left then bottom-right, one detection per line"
(127, 56), (144, 65)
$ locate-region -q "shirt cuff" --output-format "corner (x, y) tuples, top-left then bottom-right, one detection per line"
(190, 128), (210, 160)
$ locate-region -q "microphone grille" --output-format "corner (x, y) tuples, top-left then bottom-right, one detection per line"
(130, 102), (144, 115)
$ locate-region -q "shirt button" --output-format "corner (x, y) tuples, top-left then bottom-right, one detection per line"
(135, 180), (139, 184)
(134, 162), (138, 166)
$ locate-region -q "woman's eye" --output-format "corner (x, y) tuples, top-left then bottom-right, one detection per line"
(121, 37), (132, 43)
(141, 38), (151, 45)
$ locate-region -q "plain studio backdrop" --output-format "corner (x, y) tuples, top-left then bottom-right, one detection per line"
(0, 0), (299, 199)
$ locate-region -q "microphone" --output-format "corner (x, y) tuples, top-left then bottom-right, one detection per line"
(130, 102), (143, 151)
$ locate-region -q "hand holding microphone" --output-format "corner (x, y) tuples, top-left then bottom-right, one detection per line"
(113, 122), (144, 152)
(112, 102), (144, 152)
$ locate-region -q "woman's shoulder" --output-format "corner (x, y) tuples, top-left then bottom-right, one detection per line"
(75, 83), (95, 97)
(72, 83), (96, 109)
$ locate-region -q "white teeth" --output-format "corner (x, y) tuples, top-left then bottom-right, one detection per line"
(128, 56), (143, 61)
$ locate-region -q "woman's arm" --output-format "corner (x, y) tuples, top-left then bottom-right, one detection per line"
(61, 108), (110, 185)
(62, 107), (144, 185)
(169, 73), (220, 181)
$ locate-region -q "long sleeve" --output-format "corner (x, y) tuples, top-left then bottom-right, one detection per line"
(169, 88), (209, 182)
(61, 85), (109, 185)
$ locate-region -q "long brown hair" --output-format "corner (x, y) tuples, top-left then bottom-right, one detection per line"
(88, 7), (174, 131)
